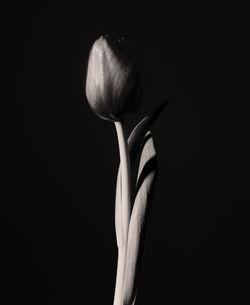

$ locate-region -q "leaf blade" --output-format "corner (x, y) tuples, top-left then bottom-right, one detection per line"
(115, 100), (168, 247)
(122, 131), (158, 305)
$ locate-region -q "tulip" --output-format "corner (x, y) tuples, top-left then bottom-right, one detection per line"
(85, 34), (141, 121)
(84, 34), (167, 305)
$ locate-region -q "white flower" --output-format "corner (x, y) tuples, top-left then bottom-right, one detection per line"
(85, 35), (141, 121)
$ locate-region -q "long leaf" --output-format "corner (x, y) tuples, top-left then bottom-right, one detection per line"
(122, 131), (158, 305)
(115, 100), (168, 247)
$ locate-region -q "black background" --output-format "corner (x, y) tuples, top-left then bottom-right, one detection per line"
(4, 1), (250, 303)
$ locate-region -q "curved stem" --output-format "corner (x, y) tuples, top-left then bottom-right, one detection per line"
(114, 121), (131, 245)
(113, 247), (126, 305)
(113, 121), (132, 305)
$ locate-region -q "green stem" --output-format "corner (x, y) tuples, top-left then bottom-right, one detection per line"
(113, 121), (132, 305)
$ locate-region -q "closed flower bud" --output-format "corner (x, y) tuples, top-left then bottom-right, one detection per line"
(85, 35), (141, 121)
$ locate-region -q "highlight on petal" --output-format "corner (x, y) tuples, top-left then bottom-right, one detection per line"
(85, 35), (141, 121)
